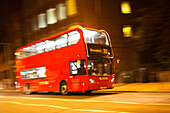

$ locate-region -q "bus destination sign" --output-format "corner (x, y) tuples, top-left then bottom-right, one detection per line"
(87, 44), (112, 57)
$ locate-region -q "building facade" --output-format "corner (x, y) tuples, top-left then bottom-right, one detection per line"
(0, 0), (143, 86)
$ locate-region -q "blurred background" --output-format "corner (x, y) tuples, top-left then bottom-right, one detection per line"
(0, 0), (169, 89)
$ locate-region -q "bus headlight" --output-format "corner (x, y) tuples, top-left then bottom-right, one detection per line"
(89, 79), (94, 83)
(15, 82), (20, 88)
(111, 78), (115, 82)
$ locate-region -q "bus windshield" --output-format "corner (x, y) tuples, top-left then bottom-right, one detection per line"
(83, 29), (109, 46)
(87, 59), (113, 76)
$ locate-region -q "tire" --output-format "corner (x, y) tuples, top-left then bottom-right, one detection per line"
(60, 82), (68, 95)
(85, 90), (92, 95)
(25, 83), (32, 95)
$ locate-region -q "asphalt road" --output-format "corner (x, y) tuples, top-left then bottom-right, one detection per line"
(0, 91), (170, 113)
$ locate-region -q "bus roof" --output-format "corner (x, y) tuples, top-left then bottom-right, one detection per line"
(15, 26), (105, 51)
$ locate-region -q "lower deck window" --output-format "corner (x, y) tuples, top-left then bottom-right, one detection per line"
(87, 59), (113, 76)
(70, 59), (86, 75)
(20, 67), (46, 80)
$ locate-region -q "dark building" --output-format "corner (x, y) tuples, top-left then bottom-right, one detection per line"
(0, 0), (145, 86)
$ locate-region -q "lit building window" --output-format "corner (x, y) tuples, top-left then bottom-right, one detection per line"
(122, 25), (132, 37)
(121, 1), (132, 14)
(46, 8), (57, 24)
(31, 17), (39, 31)
(66, 0), (77, 16)
(56, 4), (67, 20)
(38, 13), (47, 28)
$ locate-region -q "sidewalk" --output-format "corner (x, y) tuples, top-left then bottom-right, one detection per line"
(0, 86), (17, 93)
(0, 82), (170, 93)
(99, 82), (170, 93)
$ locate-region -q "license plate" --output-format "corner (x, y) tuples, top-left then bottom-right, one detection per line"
(100, 86), (107, 89)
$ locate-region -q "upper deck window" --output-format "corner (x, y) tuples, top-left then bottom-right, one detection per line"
(83, 29), (109, 46)
(68, 31), (80, 45)
(16, 30), (80, 59)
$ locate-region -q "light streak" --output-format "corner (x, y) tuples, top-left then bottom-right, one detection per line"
(0, 100), (119, 113)
(0, 96), (169, 106)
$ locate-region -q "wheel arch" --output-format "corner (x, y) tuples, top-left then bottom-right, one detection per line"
(24, 82), (32, 94)
(59, 80), (67, 91)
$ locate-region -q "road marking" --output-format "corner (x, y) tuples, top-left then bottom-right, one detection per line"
(0, 100), (69, 109)
(0, 96), (139, 105)
(146, 103), (170, 106)
(0, 96), (169, 106)
(0, 100), (120, 113)
(73, 109), (115, 112)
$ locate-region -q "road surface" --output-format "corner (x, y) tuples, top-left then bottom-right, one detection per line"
(0, 91), (170, 113)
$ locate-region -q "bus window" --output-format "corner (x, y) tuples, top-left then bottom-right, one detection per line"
(36, 41), (45, 54)
(20, 67), (46, 80)
(55, 34), (67, 49)
(68, 31), (80, 45)
(44, 40), (56, 52)
(70, 59), (86, 75)
(88, 59), (113, 76)
(16, 30), (81, 59)
(83, 29), (109, 46)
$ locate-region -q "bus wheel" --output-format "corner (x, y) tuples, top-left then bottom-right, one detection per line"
(85, 90), (92, 95)
(25, 83), (32, 95)
(60, 82), (68, 95)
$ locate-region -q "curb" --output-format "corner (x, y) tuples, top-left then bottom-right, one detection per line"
(96, 90), (170, 93)
(1, 90), (170, 94)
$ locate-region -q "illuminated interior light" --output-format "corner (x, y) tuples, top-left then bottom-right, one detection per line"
(121, 1), (132, 14)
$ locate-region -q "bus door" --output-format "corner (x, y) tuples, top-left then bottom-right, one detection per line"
(69, 59), (86, 91)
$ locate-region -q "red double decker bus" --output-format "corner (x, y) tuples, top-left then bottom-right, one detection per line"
(15, 26), (115, 95)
